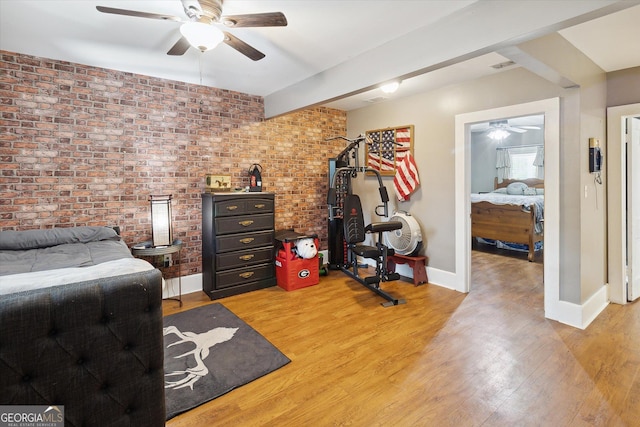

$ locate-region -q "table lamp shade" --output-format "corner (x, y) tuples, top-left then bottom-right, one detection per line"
(150, 195), (173, 247)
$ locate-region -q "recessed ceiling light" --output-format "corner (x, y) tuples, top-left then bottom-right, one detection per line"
(380, 81), (400, 94)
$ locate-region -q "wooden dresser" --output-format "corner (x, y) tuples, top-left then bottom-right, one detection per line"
(201, 192), (276, 300)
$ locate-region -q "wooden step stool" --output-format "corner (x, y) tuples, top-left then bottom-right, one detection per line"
(386, 254), (429, 286)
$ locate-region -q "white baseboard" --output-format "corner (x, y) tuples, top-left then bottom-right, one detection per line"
(546, 284), (609, 329)
(163, 273), (203, 298)
(425, 267), (459, 291)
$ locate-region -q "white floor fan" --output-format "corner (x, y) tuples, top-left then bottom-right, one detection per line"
(385, 211), (423, 256)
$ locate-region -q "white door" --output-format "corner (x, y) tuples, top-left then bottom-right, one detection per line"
(628, 116), (640, 301)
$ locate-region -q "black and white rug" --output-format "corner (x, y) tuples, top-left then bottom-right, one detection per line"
(163, 303), (290, 420)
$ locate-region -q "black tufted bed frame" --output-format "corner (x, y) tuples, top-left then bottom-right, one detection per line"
(0, 227), (166, 426)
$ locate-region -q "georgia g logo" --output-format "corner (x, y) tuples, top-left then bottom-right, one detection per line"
(298, 269), (310, 279)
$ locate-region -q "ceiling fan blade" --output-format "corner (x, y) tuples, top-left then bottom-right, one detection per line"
(221, 12), (287, 27)
(96, 6), (183, 22)
(223, 32), (265, 61)
(520, 125), (541, 130)
(167, 37), (191, 56)
(506, 126), (527, 133)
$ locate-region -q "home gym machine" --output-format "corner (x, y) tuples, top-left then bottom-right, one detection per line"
(327, 134), (405, 306)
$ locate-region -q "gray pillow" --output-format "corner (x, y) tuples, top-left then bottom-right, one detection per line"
(0, 226), (118, 250)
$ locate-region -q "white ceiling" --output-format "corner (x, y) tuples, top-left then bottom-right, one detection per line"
(1, 1), (639, 117)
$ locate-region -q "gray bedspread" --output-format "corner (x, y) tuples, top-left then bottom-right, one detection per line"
(0, 226), (133, 276)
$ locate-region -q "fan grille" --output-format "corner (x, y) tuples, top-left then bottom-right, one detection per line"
(387, 217), (412, 252)
(386, 213), (422, 255)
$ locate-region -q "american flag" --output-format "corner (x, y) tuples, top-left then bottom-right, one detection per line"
(367, 127), (412, 172)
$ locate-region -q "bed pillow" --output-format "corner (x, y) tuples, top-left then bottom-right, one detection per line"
(536, 188), (544, 195)
(492, 188), (508, 194)
(0, 226), (118, 250)
(506, 182), (528, 195)
(524, 187), (537, 196)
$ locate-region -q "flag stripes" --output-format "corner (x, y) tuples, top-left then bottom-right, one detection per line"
(393, 152), (420, 201)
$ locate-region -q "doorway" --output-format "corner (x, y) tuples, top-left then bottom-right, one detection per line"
(454, 98), (561, 321)
(607, 103), (640, 303)
(469, 114), (545, 262)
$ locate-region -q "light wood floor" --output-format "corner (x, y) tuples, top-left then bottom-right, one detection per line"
(164, 251), (640, 426)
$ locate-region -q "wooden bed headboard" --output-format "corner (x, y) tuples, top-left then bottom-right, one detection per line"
(494, 178), (544, 189)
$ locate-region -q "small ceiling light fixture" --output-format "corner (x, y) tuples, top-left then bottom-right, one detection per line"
(180, 21), (225, 52)
(487, 128), (511, 141)
(380, 81), (401, 94)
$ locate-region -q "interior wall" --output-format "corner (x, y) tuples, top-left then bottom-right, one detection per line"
(347, 66), (568, 273)
(606, 66), (640, 107)
(347, 33), (608, 308)
(0, 50), (347, 278)
(517, 33), (607, 304)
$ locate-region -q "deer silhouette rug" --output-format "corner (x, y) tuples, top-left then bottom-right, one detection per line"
(163, 303), (290, 420)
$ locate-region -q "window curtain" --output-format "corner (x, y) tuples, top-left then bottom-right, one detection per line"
(533, 145), (544, 178)
(496, 149), (511, 183)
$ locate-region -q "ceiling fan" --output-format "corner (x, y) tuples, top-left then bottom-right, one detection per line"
(471, 119), (541, 140)
(96, 0), (287, 61)
(472, 119), (541, 134)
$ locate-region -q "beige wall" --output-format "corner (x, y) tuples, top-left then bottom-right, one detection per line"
(347, 32), (608, 306)
(347, 66), (566, 271)
(518, 33), (607, 304)
(607, 67), (640, 107)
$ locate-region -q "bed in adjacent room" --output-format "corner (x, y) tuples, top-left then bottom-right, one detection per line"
(471, 178), (544, 262)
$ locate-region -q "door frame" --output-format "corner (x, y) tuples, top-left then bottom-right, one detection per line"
(607, 103), (640, 303)
(454, 97), (561, 319)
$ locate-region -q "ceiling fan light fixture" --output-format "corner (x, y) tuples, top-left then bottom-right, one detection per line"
(180, 22), (224, 52)
(487, 128), (511, 141)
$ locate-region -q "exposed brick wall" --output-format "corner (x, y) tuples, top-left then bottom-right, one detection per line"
(0, 51), (347, 278)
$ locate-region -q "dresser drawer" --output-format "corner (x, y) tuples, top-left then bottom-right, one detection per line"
(216, 230), (274, 253)
(216, 246), (274, 270)
(244, 198), (274, 215)
(214, 198), (274, 217)
(215, 263), (275, 289)
(214, 213), (274, 235)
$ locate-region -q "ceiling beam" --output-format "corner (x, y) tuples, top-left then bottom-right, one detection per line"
(264, 0), (636, 118)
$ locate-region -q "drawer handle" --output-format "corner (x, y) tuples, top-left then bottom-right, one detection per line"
(239, 272), (255, 279)
(226, 205), (239, 211)
(239, 254), (255, 261)
(254, 203), (266, 209)
(239, 220), (254, 227)
(239, 237), (255, 244)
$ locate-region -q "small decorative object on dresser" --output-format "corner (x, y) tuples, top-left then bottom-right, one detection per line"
(205, 174), (232, 192)
(201, 192), (276, 300)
